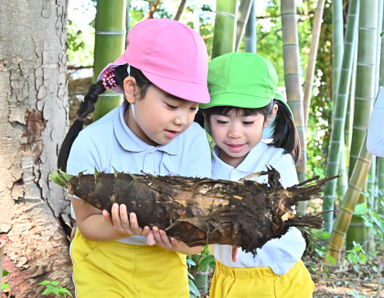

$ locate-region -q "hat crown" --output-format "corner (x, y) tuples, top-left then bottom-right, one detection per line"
(201, 52), (278, 109)
(98, 18), (210, 104)
(125, 19), (207, 84)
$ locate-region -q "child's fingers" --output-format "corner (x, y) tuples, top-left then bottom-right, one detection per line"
(111, 203), (125, 233)
(152, 226), (168, 247)
(141, 226), (150, 236)
(151, 227), (172, 249)
(146, 231), (156, 245)
(102, 209), (112, 224)
(158, 229), (172, 248)
(129, 212), (142, 234)
(119, 204), (129, 227)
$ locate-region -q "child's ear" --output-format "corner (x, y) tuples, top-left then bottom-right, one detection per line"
(264, 104), (278, 128)
(123, 76), (138, 104)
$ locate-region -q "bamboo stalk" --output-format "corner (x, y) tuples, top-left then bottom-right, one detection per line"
(93, 0), (126, 120)
(349, 0), (379, 177)
(212, 0), (238, 58)
(327, 135), (373, 265)
(322, 0), (360, 232)
(235, 0), (253, 51)
(303, 0), (325, 127)
(244, 0), (256, 53)
(280, 0), (306, 185)
(346, 0), (379, 249)
(336, 148), (348, 203)
(332, 0), (344, 105)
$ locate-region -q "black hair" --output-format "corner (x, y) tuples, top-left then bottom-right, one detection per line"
(57, 64), (152, 171)
(202, 99), (301, 163)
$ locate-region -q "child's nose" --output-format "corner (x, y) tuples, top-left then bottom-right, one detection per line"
(174, 109), (188, 125)
(228, 125), (242, 138)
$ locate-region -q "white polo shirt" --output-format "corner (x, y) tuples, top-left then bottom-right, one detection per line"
(67, 101), (212, 245)
(211, 142), (306, 275)
(367, 86), (384, 157)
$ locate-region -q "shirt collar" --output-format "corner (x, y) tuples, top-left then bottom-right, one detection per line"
(212, 142), (268, 175)
(113, 101), (181, 155)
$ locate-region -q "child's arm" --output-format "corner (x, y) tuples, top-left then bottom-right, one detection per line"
(147, 226), (204, 255)
(72, 198), (150, 241)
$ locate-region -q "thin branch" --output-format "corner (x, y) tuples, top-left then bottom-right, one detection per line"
(174, 0), (187, 20)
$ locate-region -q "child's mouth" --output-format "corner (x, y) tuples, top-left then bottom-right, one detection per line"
(164, 130), (179, 139)
(227, 143), (245, 152)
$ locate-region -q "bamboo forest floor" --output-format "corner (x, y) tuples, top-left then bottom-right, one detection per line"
(308, 255), (384, 297)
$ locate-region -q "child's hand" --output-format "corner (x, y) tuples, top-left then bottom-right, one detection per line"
(232, 246), (239, 262)
(147, 226), (203, 254)
(102, 203), (150, 237)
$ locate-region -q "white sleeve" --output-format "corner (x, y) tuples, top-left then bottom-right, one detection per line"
(367, 87), (384, 157)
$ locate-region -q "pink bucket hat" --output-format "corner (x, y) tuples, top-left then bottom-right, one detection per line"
(98, 18), (210, 104)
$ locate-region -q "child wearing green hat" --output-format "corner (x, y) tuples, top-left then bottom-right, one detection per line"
(200, 52), (315, 297)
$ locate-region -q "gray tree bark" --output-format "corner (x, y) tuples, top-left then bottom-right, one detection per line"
(0, 0), (73, 296)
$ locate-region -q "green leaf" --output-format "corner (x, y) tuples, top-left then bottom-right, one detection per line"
(197, 255), (215, 271)
(49, 170), (73, 187)
(2, 269), (9, 277)
(58, 287), (73, 297)
(188, 278), (201, 297)
(325, 254), (336, 266)
(354, 203), (368, 215)
(39, 280), (51, 285)
(2, 283), (9, 291)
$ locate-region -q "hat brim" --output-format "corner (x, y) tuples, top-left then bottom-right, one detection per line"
(143, 70), (210, 104)
(200, 92), (272, 109)
(98, 57), (210, 104)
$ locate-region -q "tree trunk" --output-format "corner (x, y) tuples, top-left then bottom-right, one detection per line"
(0, 1), (73, 297)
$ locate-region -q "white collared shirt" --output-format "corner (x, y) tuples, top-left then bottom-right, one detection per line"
(67, 101), (212, 245)
(211, 142), (306, 275)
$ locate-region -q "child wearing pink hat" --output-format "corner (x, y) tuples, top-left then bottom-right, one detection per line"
(59, 18), (211, 297)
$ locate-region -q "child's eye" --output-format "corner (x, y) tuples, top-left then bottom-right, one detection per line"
(190, 106), (199, 112)
(165, 103), (178, 109)
(243, 121), (254, 125)
(216, 120), (228, 125)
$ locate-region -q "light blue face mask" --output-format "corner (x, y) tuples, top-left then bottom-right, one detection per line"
(262, 116), (275, 139)
(126, 64), (137, 121)
(131, 103), (137, 120)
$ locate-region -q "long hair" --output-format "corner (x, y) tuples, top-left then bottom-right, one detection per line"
(202, 99), (301, 163)
(57, 65), (152, 171)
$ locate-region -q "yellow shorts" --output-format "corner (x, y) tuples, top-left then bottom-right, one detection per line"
(70, 230), (189, 298)
(209, 260), (315, 298)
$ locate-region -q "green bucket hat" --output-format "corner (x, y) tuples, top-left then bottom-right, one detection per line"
(200, 52), (278, 109)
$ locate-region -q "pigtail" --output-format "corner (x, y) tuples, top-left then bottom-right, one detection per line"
(271, 100), (301, 163)
(57, 80), (106, 171)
